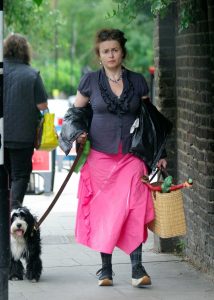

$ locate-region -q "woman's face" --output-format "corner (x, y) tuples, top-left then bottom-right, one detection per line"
(98, 40), (123, 70)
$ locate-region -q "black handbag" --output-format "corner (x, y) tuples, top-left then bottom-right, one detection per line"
(129, 99), (173, 173)
(34, 113), (44, 149)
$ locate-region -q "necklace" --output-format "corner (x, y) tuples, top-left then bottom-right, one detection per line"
(106, 73), (122, 84)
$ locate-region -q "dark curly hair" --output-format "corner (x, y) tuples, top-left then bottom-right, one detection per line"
(3, 33), (31, 64)
(95, 28), (127, 59)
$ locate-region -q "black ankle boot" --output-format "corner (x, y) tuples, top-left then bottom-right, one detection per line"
(132, 263), (151, 287)
(96, 252), (113, 286)
(96, 264), (113, 286)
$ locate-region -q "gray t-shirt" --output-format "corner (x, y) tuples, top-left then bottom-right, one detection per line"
(78, 67), (149, 154)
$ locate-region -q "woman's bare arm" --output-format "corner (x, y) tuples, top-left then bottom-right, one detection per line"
(74, 91), (89, 107)
(37, 102), (48, 111)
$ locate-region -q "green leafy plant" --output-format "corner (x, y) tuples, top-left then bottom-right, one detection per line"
(175, 240), (186, 255)
(4, 0), (155, 95)
(33, 58), (82, 97)
(179, 0), (197, 30)
(33, 0), (43, 5)
(111, 0), (197, 31)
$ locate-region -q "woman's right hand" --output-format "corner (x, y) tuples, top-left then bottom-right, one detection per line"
(76, 132), (87, 145)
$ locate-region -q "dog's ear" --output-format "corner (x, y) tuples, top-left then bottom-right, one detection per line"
(26, 216), (35, 232)
(10, 210), (19, 223)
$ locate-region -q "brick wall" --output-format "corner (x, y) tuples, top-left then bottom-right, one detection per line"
(154, 4), (177, 180)
(154, 0), (214, 273)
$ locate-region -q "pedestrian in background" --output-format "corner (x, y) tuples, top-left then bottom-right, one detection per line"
(3, 33), (49, 209)
(60, 28), (167, 288)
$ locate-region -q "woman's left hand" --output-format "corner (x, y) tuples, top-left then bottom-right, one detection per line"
(76, 132), (87, 145)
(157, 158), (167, 169)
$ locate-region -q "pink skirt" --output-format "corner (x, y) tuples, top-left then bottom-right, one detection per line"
(75, 147), (154, 255)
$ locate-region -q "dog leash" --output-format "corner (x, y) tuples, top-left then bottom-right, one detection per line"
(35, 143), (84, 230)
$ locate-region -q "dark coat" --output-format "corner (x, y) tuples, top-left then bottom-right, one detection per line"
(3, 59), (47, 145)
(129, 99), (173, 173)
(59, 105), (93, 155)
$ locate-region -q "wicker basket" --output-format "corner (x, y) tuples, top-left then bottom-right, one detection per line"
(148, 189), (187, 238)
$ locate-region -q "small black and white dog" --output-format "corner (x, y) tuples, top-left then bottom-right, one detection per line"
(9, 207), (42, 282)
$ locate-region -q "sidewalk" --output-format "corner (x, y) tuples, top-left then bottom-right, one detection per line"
(9, 170), (214, 300)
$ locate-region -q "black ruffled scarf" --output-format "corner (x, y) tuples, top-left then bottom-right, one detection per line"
(98, 67), (134, 115)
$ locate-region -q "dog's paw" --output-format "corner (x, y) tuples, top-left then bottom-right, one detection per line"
(9, 276), (23, 281)
(26, 272), (40, 283)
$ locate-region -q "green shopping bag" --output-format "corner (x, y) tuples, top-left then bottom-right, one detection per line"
(74, 140), (90, 173)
